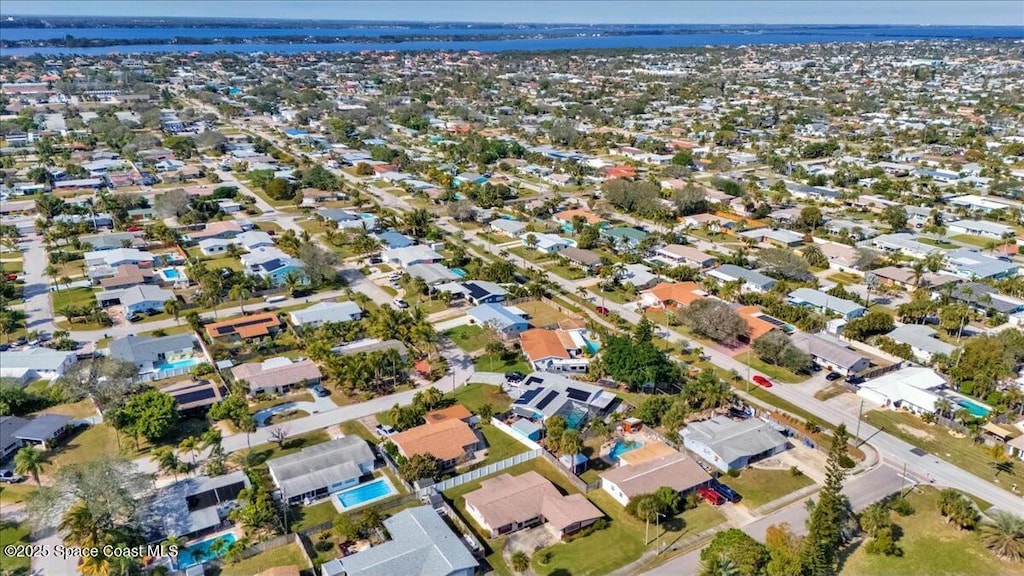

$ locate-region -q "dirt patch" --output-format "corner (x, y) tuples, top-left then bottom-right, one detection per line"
(897, 423), (935, 441)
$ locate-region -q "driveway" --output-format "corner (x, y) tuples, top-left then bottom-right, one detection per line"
(254, 393), (336, 427)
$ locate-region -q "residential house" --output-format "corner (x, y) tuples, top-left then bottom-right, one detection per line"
(99, 265), (156, 290)
(706, 265), (777, 293)
(521, 232), (573, 255)
(824, 220), (880, 241)
(231, 357), (322, 395)
(462, 281), (508, 305)
(785, 183), (843, 203)
(267, 437), (375, 504)
(0, 416), (29, 460)
(949, 194), (1011, 214)
(12, 413), (74, 451)
(109, 334), (198, 378)
(198, 237), (238, 256)
(320, 209), (378, 231)
(600, 227), (651, 251)
(185, 221), (244, 243)
(406, 263), (459, 286)
(464, 471), (603, 539)
(870, 233), (946, 260)
(885, 324), (957, 363)
(866, 266), (961, 290)
(947, 219), (1015, 240)
(382, 245), (443, 269)
(162, 379), (227, 413)
(508, 373), (617, 424)
(240, 246), (307, 286)
(949, 282), (1024, 315)
(601, 451), (712, 506)
(290, 301), (363, 329)
(739, 227), (805, 247)
(618, 263), (659, 290)
(205, 312), (283, 341)
(85, 248), (154, 280)
(95, 285), (174, 315)
(681, 416), (789, 472)
(651, 245), (718, 269)
(333, 338), (409, 360)
(467, 304), (529, 336)
(490, 218), (528, 237)
(236, 230), (275, 251)
(791, 332), (870, 375)
(320, 506), (478, 576)
(638, 282), (706, 309)
(142, 471), (250, 542)
(520, 328), (592, 373)
(945, 249), (1019, 280)
(553, 209), (606, 232)
(856, 367), (946, 415)
(788, 288), (866, 320)
(682, 213), (739, 234)
(0, 348), (77, 383)
(557, 247), (603, 271)
(374, 231), (416, 250)
(390, 417), (481, 470)
(814, 242), (864, 273)
(736, 305), (780, 344)
(80, 231), (143, 251)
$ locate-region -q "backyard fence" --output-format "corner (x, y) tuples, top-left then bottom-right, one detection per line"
(417, 450), (541, 496)
(537, 449), (593, 493)
(204, 532), (316, 576)
(296, 491), (422, 537)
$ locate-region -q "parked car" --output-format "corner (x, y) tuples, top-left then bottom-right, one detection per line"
(505, 371), (525, 383)
(752, 375), (772, 388)
(312, 384), (330, 397)
(826, 372), (843, 382)
(0, 470), (25, 483)
(375, 424), (395, 436)
(126, 313), (141, 323)
(392, 298), (409, 309)
(698, 486), (725, 506)
(712, 481), (741, 503)
(596, 306), (610, 316)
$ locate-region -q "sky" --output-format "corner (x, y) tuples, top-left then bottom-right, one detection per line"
(2, 1), (1022, 26)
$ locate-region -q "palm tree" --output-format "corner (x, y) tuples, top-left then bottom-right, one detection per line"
(283, 271), (304, 296)
(44, 264), (59, 291)
(14, 445), (47, 486)
(238, 414), (257, 450)
(154, 447), (183, 482)
(59, 501), (102, 548)
(179, 436), (200, 469)
(510, 551), (529, 573)
(164, 298), (181, 325)
(699, 554), (741, 576)
(162, 533), (187, 554)
(935, 397), (953, 422)
(228, 284), (251, 314)
(417, 387), (444, 410)
(980, 511), (1024, 563)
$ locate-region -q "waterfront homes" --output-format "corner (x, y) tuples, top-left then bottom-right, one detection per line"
(856, 367), (946, 415)
(681, 416), (789, 472)
(788, 288), (866, 320)
(885, 324), (957, 363)
(944, 248), (1019, 280)
(141, 471), (250, 542)
(520, 328), (592, 373)
(266, 436), (375, 504)
(600, 450), (712, 506)
(382, 245), (444, 268)
(639, 281), (706, 309)
(790, 332), (870, 375)
(463, 471), (603, 539)
(320, 506), (479, 576)
(289, 300), (363, 329)
(467, 303), (529, 335)
(205, 312), (284, 341)
(390, 415), (481, 470)
(0, 347), (77, 383)
(706, 264), (777, 293)
(650, 244), (718, 269)
(508, 373), (617, 424)
(95, 285), (175, 315)
(109, 334), (199, 378)
(231, 357), (322, 395)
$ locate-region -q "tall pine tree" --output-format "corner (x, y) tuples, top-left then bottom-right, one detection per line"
(801, 424), (851, 576)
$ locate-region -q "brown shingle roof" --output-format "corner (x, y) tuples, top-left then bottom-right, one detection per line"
(645, 282), (705, 306)
(521, 328), (570, 362)
(205, 312), (281, 339)
(424, 405), (473, 424)
(464, 471), (602, 533)
(391, 418), (479, 462)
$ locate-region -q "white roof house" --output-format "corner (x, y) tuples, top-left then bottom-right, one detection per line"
(382, 245), (443, 268)
(0, 348), (78, 383)
(681, 416), (789, 472)
(885, 324), (957, 363)
(856, 367), (946, 415)
(289, 301), (363, 328)
(788, 288), (866, 320)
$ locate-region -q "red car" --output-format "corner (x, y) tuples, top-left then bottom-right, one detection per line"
(596, 306), (610, 316)
(698, 486), (725, 506)
(127, 226), (142, 232)
(753, 375), (773, 388)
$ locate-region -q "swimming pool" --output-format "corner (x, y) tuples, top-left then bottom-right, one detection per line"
(609, 440), (643, 462)
(336, 478), (396, 510)
(176, 533), (236, 569)
(155, 357), (200, 373)
(583, 338), (600, 354)
(162, 268), (180, 279)
(452, 268), (467, 278)
(957, 398), (991, 417)
(565, 408), (588, 430)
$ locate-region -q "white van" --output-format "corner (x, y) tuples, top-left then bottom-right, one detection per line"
(265, 295), (287, 304)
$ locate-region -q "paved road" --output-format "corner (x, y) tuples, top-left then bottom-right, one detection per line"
(19, 232), (57, 333)
(645, 463), (905, 576)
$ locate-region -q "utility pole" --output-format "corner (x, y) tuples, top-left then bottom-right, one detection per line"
(746, 345), (752, 393)
(855, 399), (865, 441)
(900, 461), (908, 496)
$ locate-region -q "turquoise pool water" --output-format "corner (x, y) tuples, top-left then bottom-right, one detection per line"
(565, 409), (588, 430)
(161, 268), (180, 279)
(957, 398), (991, 417)
(337, 478), (395, 510)
(156, 357), (200, 373)
(176, 533), (236, 569)
(452, 268), (467, 278)
(583, 338), (600, 354)
(609, 440), (643, 461)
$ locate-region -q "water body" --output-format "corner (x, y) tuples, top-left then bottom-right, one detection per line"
(1, 25), (1021, 56)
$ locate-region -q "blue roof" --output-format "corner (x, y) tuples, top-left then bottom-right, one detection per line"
(284, 128), (307, 136)
(375, 231), (415, 249)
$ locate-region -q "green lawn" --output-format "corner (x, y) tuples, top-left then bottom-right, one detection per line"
(0, 520), (31, 575)
(544, 261), (588, 280)
(204, 255), (244, 271)
(724, 467), (816, 508)
(250, 430), (332, 465)
(951, 234), (998, 248)
(828, 271), (863, 285)
(49, 423), (120, 468)
(339, 420), (378, 444)
(220, 542), (310, 576)
(445, 324), (488, 352)
(733, 352), (809, 384)
(915, 237), (956, 248)
(862, 410), (1017, 485)
(0, 482), (37, 505)
(288, 499), (338, 532)
(473, 353), (531, 375)
(840, 487), (1024, 575)
(448, 383), (512, 413)
(477, 424), (529, 465)
(51, 286), (97, 311)
(0, 260), (24, 274)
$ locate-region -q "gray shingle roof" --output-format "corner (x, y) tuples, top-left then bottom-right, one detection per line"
(266, 437), (374, 497)
(682, 416), (789, 464)
(13, 413), (72, 442)
(109, 334), (196, 365)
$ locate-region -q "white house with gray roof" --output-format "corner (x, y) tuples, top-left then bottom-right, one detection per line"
(267, 436), (375, 504)
(320, 506), (478, 576)
(790, 332), (870, 375)
(290, 301), (363, 329)
(886, 324), (957, 363)
(707, 264), (777, 293)
(0, 348), (77, 384)
(108, 334), (199, 379)
(95, 285), (175, 315)
(681, 415), (789, 472)
(788, 288), (866, 320)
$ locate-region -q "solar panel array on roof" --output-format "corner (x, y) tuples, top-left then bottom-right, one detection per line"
(174, 388), (216, 406)
(757, 314), (788, 328)
(216, 326), (235, 335)
(524, 375), (543, 386)
(536, 390), (560, 411)
(566, 387), (590, 402)
(515, 388), (543, 405)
